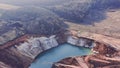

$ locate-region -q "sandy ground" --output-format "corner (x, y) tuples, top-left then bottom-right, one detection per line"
(65, 9), (120, 39)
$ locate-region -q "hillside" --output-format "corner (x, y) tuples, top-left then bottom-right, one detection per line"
(0, 7), (67, 45)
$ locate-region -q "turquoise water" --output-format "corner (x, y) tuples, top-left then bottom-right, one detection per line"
(29, 44), (91, 68)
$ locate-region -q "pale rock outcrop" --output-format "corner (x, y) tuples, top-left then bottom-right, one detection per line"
(39, 35), (58, 50)
(54, 31), (120, 68)
(77, 38), (94, 48)
(16, 35), (58, 59)
(67, 36), (94, 48)
(67, 36), (78, 45)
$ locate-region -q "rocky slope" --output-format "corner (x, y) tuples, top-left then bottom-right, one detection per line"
(0, 0), (120, 68)
(0, 7), (67, 45)
(16, 35), (58, 59)
(1, 7), (67, 35)
(0, 30), (94, 68)
(52, 31), (120, 68)
(0, 35), (59, 68)
(0, 30), (120, 68)
(53, 54), (120, 68)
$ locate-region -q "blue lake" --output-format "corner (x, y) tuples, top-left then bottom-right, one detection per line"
(29, 44), (91, 68)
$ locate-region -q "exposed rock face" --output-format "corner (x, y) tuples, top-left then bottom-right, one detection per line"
(67, 36), (78, 45)
(53, 54), (120, 68)
(0, 1), (120, 68)
(0, 30), (93, 68)
(78, 32), (120, 51)
(0, 30), (120, 68)
(53, 55), (111, 68)
(15, 35), (58, 59)
(0, 34), (59, 68)
(78, 38), (94, 48)
(52, 56), (89, 68)
(67, 36), (94, 48)
(53, 32), (120, 68)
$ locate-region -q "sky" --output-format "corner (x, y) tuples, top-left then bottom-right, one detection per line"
(0, 0), (45, 6)
(0, 0), (71, 6)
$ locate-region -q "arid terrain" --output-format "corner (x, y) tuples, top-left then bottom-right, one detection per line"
(65, 9), (120, 39)
(0, 0), (120, 68)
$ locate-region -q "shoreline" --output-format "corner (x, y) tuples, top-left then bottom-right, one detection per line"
(0, 30), (120, 68)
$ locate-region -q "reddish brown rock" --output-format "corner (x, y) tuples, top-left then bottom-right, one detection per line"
(0, 61), (12, 68)
(21, 33), (120, 68)
(53, 34), (120, 68)
(0, 31), (120, 68)
(53, 53), (120, 68)
(52, 57), (89, 68)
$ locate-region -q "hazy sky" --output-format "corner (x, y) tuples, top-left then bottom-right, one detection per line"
(0, 0), (45, 3)
(0, 0), (71, 6)
(0, 0), (46, 5)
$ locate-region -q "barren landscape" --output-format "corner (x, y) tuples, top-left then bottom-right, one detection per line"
(0, 0), (120, 68)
